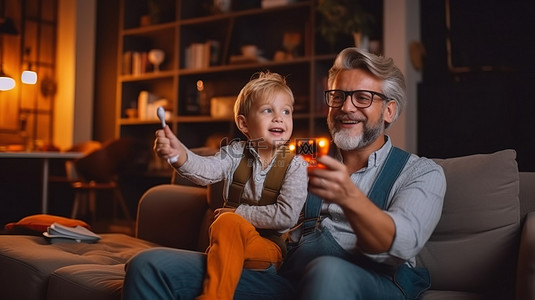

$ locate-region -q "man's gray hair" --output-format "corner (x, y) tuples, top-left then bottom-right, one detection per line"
(328, 48), (407, 128)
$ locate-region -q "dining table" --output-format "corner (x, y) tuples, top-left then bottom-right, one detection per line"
(0, 151), (84, 214)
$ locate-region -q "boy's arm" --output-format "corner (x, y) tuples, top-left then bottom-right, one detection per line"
(171, 142), (242, 186)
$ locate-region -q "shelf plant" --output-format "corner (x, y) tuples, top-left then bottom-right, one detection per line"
(316, 0), (375, 49)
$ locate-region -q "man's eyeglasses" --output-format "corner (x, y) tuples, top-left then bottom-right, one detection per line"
(324, 89), (391, 109)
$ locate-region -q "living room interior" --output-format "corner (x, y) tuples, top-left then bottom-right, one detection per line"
(1, 1), (535, 299)
(1, 0), (533, 233)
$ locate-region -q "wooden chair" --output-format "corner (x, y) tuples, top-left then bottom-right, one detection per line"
(64, 141), (102, 181)
(47, 141), (103, 213)
(70, 138), (142, 228)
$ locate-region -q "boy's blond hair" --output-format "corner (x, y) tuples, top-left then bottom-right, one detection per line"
(234, 71), (294, 128)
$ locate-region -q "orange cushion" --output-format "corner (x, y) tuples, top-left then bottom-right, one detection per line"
(4, 214), (91, 232)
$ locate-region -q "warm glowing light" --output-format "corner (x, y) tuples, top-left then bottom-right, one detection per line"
(0, 76), (15, 91)
(196, 80), (204, 91)
(21, 70), (37, 84)
(316, 138), (330, 156)
(294, 137), (330, 168)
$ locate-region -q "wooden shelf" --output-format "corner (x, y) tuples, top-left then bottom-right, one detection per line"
(179, 2), (312, 24)
(122, 21), (178, 35)
(116, 0), (381, 150)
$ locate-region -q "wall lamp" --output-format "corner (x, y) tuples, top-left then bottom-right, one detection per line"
(0, 17), (20, 91)
(0, 64), (15, 91)
(21, 48), (37, 84)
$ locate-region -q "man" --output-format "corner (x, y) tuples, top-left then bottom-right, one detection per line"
(122, 48), (446, 300)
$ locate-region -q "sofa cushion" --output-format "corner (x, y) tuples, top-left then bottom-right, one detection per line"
(136, 184), (208, 250)
(4, 214), (91, 232)
(0, 233), (156, 300)
(47, 264), (125, 300)
(519, 172), (535, 221)
(516, 211), (535, 300)
(417, 150), (520, 297)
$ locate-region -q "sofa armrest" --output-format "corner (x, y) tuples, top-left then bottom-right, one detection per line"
(516, 211), (535, 300)
(135, 184), (208, 250)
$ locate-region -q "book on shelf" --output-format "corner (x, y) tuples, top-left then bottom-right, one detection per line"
(137, 90), (168, 120)
(184, 40), (220, 69)
(132, 51), (148, 75)
(123, 51), (150, 75)
(43, 222), (101, 244)
(122, 51), (132, 75)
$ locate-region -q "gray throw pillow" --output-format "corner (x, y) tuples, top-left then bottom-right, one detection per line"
(417, 149), (519, 294)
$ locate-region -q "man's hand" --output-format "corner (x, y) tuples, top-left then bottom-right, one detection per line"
(307, 155), (360, 208)
(307, 155), (395, 253)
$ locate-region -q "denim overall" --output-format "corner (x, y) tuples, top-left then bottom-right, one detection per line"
(280, 147), (430, 300)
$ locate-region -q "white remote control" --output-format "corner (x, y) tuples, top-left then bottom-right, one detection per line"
(156, 106), (166, 128)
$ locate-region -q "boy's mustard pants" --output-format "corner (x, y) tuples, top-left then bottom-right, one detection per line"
(196, 212), (283, 300)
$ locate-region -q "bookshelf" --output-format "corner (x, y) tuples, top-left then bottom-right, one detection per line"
(115, 0), (381, 158)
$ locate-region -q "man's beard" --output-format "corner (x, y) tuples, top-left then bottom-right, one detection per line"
(328, 111), (384, 151)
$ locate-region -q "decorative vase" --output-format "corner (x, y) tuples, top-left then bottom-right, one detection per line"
(148, 49), (165, 72)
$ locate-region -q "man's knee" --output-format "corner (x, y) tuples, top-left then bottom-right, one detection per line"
(303, 256), (346, 279)
(125, 248), (175, 281)
(299, 256), (400, 300)
(126, 248), (160, 272)
(123, 249), (169, 299)
(127, 248), (204, 274)
(301, 256), (372, 292)
(124, 248), (207, 299)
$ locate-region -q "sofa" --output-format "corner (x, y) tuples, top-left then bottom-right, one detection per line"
(0, 149), (534, 300)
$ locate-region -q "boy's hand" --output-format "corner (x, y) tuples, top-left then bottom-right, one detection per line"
(213, 207), (237, 220)
(154, 126), (186, 165)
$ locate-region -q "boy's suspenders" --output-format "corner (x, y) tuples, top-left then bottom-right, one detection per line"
(226, 145), (295, 257)
(227, 146), (294, 207)
(302, 146), (411, 235)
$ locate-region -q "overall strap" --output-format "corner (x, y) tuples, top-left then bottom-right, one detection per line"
(302, 146), (410, 234)
(259, 146), (294, 205)
(368, 146), (410, 209)
(302, 193), (323, 235)
(226, 148), (253, 208)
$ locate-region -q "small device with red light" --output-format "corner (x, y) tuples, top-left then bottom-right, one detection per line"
(292, 137), (330, 168)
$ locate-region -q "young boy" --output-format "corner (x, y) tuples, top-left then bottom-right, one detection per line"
(153, 71), (308, 300)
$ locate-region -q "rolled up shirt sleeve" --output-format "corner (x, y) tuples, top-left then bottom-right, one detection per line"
(360, 157), (446, 266)
(384, 158), (446, 260)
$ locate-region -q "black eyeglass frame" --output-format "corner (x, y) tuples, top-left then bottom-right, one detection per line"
(324, 89), (392, 109)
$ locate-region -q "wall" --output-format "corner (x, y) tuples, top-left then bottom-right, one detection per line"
(417, 0), (534, 171)
(93, 0), (118, 143)
(54, 0), (96, 150)
(384, 0), (420, 153)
